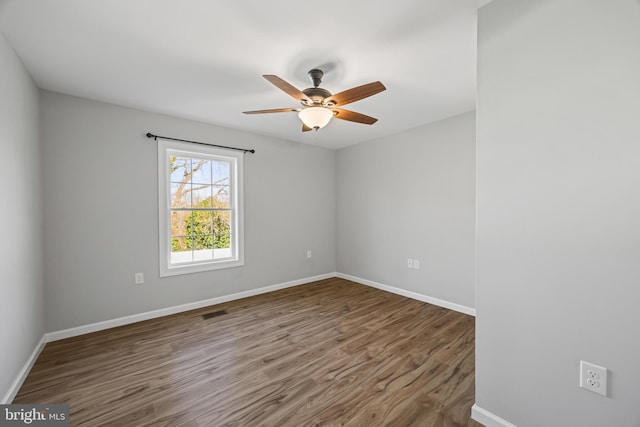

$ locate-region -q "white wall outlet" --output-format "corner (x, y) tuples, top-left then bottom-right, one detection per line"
(307, 250), (312, 259)
(414, 259), (420, 269)
(134, 272), (144, 285)
(407, 258), (413, 268)
(580, 360), (607, 396)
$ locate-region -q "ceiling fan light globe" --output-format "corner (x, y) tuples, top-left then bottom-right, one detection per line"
(298, 107), (333, 130)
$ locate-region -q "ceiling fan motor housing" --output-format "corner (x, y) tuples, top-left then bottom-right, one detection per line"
(302, 87), (332, 106)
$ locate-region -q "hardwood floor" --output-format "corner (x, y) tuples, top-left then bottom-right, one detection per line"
(15, 278), (482, 426)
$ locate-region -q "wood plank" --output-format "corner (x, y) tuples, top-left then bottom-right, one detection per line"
(14, 278), (481, 426)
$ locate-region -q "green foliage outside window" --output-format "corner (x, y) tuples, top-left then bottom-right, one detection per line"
(171, 197), (231, 252)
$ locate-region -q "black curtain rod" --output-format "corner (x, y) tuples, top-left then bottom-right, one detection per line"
(146, 132), (255, 154)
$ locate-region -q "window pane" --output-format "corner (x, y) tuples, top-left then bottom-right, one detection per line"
(193, 235), (213, 249)
(192, 185), (213, 208)
(214, 210), (231, 259)
(194, 250), (214, 261)
(170, 156), (192, 182)
(171, 237), (193, 264)
(193, 236), (214, 261)
(171, 182), (191, 208)
(213, 185), (230, 208)
(190, 209), (213, 236)
(171, 211), (193, 239)
(214, 210), (231, 240)
(212, 161), (230, 184)
(191, 159), (213, 185)
(171, 237), (190, 252)
(214, 234), (231, 259)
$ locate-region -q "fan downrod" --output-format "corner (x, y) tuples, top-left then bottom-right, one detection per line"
(308, 69), (323, 88)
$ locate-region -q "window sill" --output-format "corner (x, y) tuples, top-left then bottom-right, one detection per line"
(160, 258), (244, 277)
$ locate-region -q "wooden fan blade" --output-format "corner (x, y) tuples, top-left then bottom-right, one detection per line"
(302, 123), (313, 132)
(325, 81), (386, 107)
(263, 75), (311, 103)
(243, 108), (299, 114)
(332, 108), (378, 125)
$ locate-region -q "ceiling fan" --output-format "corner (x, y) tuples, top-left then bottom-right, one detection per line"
(243, 69), (386, 132)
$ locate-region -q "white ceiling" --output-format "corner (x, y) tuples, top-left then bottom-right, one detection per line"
(0, 0), (491, 149)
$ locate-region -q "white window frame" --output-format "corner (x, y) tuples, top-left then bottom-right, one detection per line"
(158, 139), (244, 277)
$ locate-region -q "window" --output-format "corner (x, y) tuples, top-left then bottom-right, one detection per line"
(158, 139), (243, 276)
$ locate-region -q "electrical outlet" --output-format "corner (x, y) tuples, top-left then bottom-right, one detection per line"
(307, 250), (312, 259)
(407, 259), (413, 268)
(134, 272), (144, 285)
(580, 360), (607, 396)
(414, 259), (420, 269)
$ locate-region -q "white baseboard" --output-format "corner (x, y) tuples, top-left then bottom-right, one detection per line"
(46, 272), (336, 342)
(336, 273), (476, 316)
(1, 335), (46, 404)
(45, 272), (474, 341)
(471, 404), (517, 427)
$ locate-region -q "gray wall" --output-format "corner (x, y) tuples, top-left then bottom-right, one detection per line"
(0, 32), (44, 401)
(337, 112), (476, 310)
(476, 1), (640, 425)
(41, 91), (336, 332)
